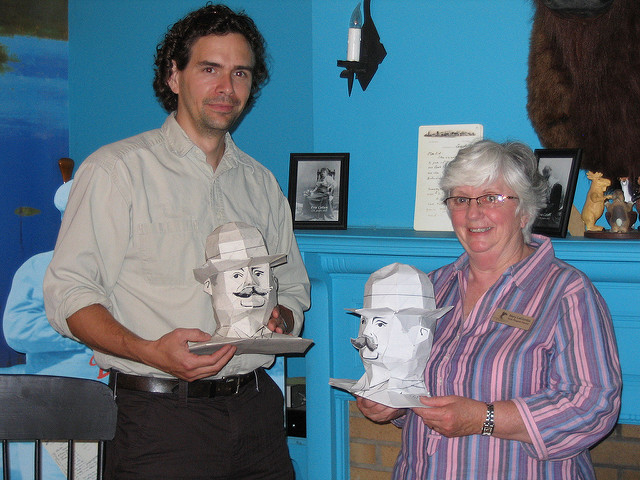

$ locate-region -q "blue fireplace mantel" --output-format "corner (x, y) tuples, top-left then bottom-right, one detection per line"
(289, 227), (640, 480)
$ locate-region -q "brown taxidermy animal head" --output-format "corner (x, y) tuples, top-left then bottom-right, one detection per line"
(539, 0), (614, 18)
(527, 0), (640, 181)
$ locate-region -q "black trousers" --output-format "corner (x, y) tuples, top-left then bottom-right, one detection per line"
(104, 368), (294, 480)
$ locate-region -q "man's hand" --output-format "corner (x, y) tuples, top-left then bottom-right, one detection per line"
(67, 304), (236, 382)
(143, 328), (236, 382)
(267, 304), (294, 334)
(356, 396), (405, 423)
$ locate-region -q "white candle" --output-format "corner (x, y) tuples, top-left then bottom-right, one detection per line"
(347, 3), (362, 62)
(347, 28), (361, 62)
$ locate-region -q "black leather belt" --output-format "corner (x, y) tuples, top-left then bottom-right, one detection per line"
(110, 370), (256, 397)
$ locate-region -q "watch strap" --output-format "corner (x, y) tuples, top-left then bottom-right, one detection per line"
(481, 403), (495, 436)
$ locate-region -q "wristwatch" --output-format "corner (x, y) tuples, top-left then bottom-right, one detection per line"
(481, 403), (495, 436)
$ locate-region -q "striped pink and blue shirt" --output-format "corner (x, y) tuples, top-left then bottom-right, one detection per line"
(392, 235), (622, 479)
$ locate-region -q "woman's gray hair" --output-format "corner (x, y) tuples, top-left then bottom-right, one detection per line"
(439, 139), (548, 242)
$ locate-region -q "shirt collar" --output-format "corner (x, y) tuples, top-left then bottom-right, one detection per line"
(509, 235), (555, 290)
(160, 113), (251, 172)
(161, 113), (197, 158)
(451, 234), (554, 290)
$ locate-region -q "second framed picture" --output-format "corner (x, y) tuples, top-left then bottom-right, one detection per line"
(532, 148), (582, 238)
(288, 153), (349, 229)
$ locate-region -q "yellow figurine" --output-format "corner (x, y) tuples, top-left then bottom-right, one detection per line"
(581, 171), (612, 232)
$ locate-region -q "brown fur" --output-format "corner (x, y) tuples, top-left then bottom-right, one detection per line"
(527, 0), (640, 180)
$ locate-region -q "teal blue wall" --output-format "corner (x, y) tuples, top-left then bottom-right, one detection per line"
(68, 0), (314, 184)
(312, 1), (540, 227)
(69, 0), (544, 229)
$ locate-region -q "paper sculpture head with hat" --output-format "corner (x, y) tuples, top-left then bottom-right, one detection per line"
(348, 263), (452, 395)
(194, 222), (286, 338)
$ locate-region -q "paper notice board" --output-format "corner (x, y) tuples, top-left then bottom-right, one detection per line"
(413, 124), (483, 231)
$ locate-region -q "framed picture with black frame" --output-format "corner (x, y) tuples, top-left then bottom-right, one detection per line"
(532, 148), (582, 238)
(288, 153), (349, 229)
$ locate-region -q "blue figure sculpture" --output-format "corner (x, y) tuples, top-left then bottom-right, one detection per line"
(1, 172), (108, 479)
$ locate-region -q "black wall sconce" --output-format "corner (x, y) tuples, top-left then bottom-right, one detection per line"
(337, 0), (386, 96)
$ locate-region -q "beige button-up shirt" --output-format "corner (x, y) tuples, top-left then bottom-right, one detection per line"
(44, 114), (310, 378)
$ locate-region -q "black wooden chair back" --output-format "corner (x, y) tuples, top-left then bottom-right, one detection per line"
(0, 375), (116, 480)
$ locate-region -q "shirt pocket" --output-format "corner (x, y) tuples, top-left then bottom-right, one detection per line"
(134, 218), (202, 286)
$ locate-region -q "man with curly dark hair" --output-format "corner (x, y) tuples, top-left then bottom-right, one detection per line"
(153, 3), (269, 114)
(44, 4), (310, 479)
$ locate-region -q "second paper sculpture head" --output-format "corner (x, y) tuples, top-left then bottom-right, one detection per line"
(193, 222), (286, 338)
(348, 262), (452, 396)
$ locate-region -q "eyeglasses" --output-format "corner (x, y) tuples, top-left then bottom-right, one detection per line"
(443, 194), (519, 211)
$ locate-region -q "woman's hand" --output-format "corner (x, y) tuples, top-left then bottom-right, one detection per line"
(413, 396), (532, 442)
(412, 395), (485, 437)
(356, 396), (405, 423)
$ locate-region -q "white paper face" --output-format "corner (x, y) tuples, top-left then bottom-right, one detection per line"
(356, 313), (432, 380)
(208, 263), (277, 337)
(357, 314), (403, 364)
(223, 264), (272, 308)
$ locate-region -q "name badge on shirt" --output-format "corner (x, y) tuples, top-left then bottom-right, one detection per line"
(491, 308), (535, 330)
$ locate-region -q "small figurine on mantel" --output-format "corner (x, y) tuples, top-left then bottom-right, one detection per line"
(619, 177), (635, 203)
(580, 171), (640, 237)
(581, 171), (612, 232)
(605, 190), (637, 233)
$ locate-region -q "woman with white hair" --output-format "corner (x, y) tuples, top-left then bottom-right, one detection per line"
(357, 139), (622, 479)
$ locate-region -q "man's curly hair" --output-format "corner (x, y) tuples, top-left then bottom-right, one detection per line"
(153, 3), (269, 113)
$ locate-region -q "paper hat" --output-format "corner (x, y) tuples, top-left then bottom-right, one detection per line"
(193, 222), (286, 283)
(348, 263), (448, 317)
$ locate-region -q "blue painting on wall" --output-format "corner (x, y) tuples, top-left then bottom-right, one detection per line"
(0, 1), (69, 367)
